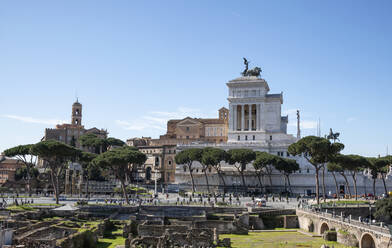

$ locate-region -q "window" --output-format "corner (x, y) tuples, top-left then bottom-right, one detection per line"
(245, 135), (248, 141)
(252, 135), (255, 140)
(183, 166), (187, 172)
(186, 127), (190, 131)
(208, 168), (212, 173)
(286, 152), (290, 157)
(168, 160), (172, 165)
(237, 136), (240, 141)
(307, 168), (310, 173)
(270, 135), (272, 141)
(186, 136), (189, 139)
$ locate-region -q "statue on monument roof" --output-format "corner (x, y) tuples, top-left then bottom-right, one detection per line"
(327, 128), (340, 142)
(241, 57), (262, 77)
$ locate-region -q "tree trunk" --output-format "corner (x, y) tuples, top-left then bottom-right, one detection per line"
(50, 169), (59, 204)
(286, 175), (292, 193)
(85, 176), (89, 198)
(217, 170), (226, 193)
(373, 178), (376, 197)
(78, 172), (83, 198)
(331, 172), (340, 199)
(189, 167), (196, 193)
(321, 166), (326, 202)
(203, 167), (210, 194)
(352, 172), (358, 201)
(256, 173), (263, 193)
(315, 167), (320, 205)
(340, 172), (351, 197)
(120, 179), (130, 205)
(239, 168), (246, 190)
(381, 175), (388, 196)
(26, 165), (32, 196)
(267, 167), (273, 186)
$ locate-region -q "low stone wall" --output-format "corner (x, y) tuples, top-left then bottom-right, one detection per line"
(256, 209), (296, 217)
(16, 226), (78, 247)
(337, 230), (358, 247)
(14, 220), (59, 236)
(138, 224), (187, 237)
(58, 229), (97, 248)
(249, 215), (264, 230)
(322, 206), (375, 219)
(283, 215), (298, 229)
(194, 219), (247, 235)
(128, 227), (214, 248)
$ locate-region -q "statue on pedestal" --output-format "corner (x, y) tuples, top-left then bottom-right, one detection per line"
(327, 128), (340, 142)
(241, 57), (262, 77)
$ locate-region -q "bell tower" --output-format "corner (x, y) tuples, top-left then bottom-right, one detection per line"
(72, 99), (82, 126)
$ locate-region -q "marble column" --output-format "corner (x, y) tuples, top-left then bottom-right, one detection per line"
(241, 104), (245, 131)
(229, 105), (233, 131)
(229, 105), (233, 130)
(233, 105), (237, 131)
(258, 104), (262, 131)
(257, 104), (260, 130)
(249, 104), (252, 131)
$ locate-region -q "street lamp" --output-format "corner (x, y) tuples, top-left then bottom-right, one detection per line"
(369, 202), (372, 225)
(154, 156), (159, 198)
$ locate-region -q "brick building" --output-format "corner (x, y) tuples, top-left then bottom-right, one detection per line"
(126, 108), (228, 184)
(0, 156), (22, 184)
(43, 100), (107, 148)
(153, 107), (229, 145)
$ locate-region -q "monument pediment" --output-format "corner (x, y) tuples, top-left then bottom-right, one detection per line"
(177, 118), (202, 126)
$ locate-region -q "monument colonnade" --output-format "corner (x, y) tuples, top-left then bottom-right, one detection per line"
(229, 103), (262, 132)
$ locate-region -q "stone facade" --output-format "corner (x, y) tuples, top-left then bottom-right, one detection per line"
(227, 76), (292, 143)
(0, 157), (22, 184)
(42, 100), (107, 150)
(297, 209), (391, 248)
(173, 74), (392, 195)
(156, 107), (229, 145)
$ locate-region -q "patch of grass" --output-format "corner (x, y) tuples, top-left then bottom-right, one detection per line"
(219, 232), (354, 248)
(28, 203), (61, 207)
(97, 225), (125, 248)
(6, 205), (36, 211)
(6, 203), (61, 212)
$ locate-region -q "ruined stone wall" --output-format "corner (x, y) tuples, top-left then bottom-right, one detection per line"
(283, 215), (298, 229)
(137, 224), (188, 237)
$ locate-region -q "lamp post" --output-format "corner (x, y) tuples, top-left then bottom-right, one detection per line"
(369, 202), (372, 224)
(154, 156), (159, 198)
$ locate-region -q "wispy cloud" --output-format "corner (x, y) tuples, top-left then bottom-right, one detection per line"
(116, 107), (215, 132)
(3, 115), (66, 125)
(115, 120), (165, 131)
(346, 117), (356, 123)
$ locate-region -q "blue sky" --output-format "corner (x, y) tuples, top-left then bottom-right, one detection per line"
(1, 0), (391, 157)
